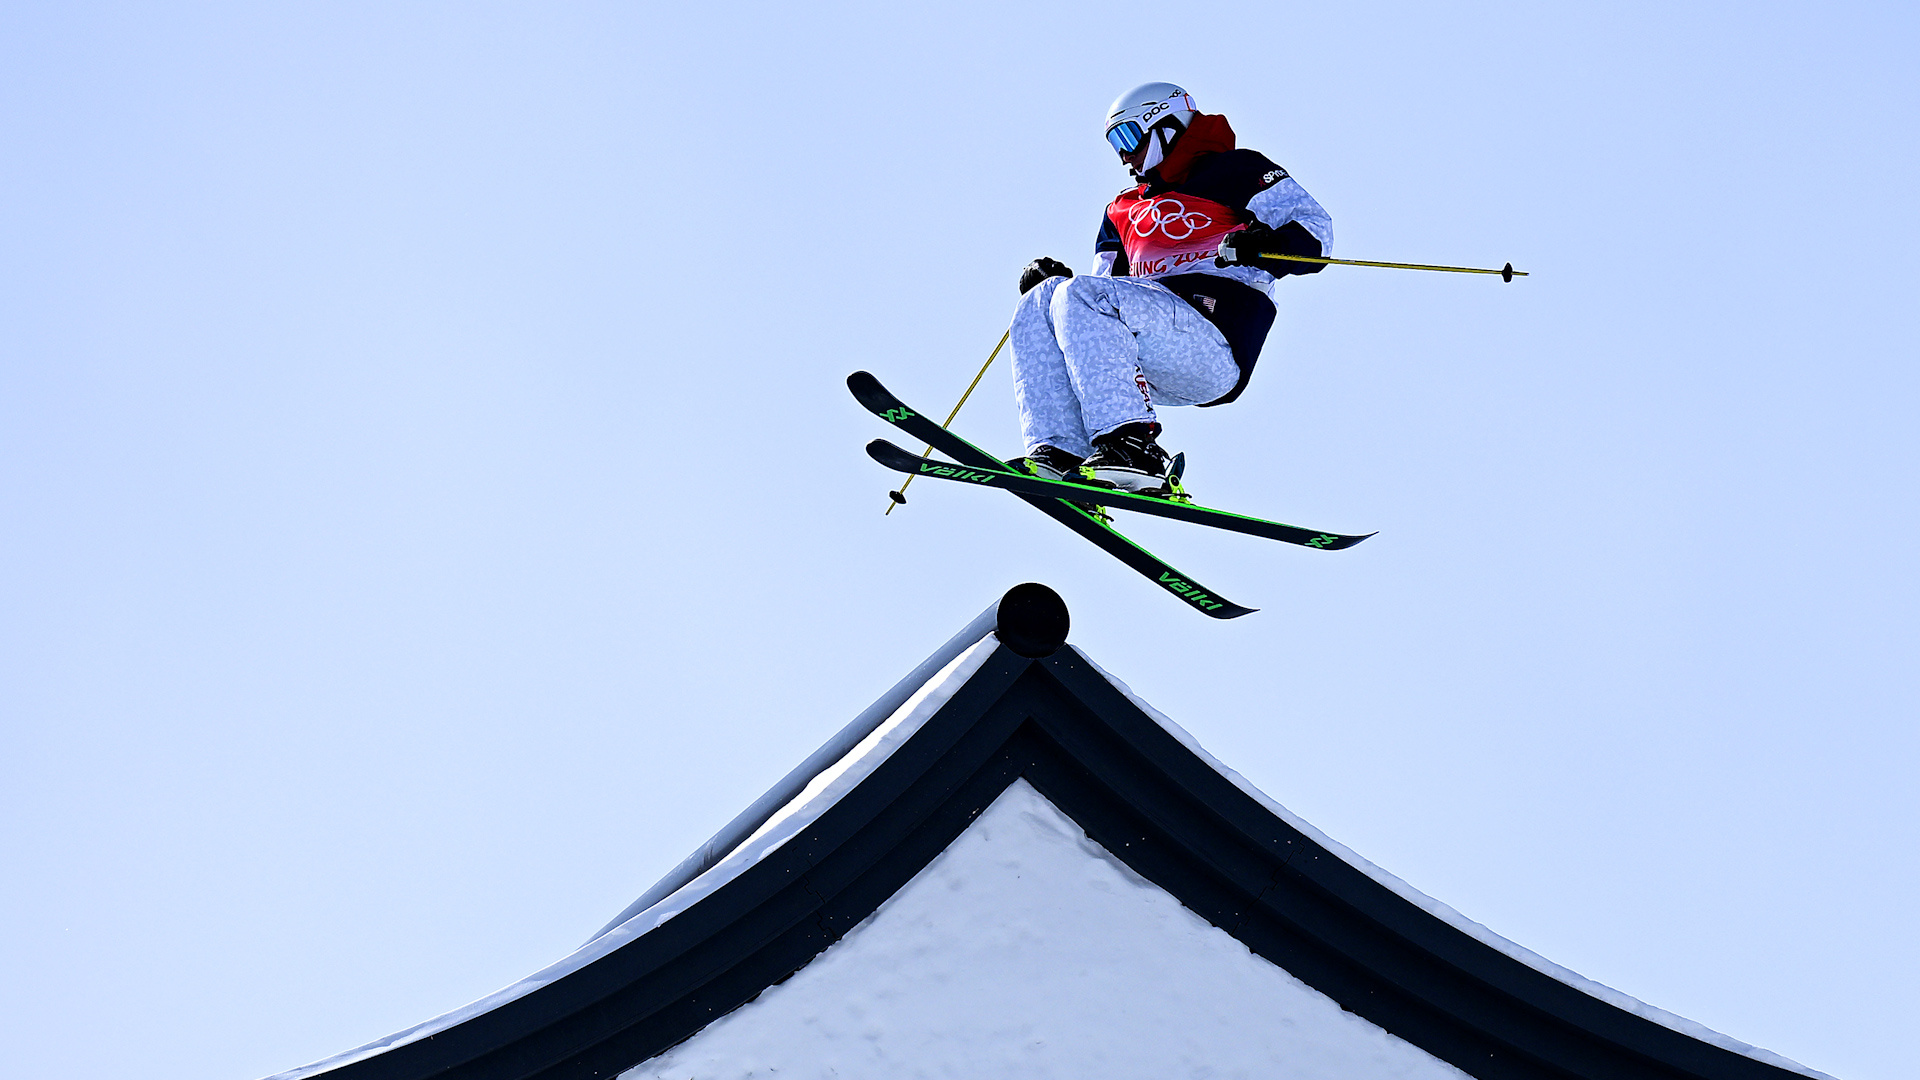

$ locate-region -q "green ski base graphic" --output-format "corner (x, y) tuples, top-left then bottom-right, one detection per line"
(866, 439), (1373, 550)
(849, 370), (1254, 619)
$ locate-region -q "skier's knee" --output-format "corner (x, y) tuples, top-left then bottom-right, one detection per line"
(1048, 273), (1109, 319)
(1023, 274), (1070, 307)
(1014, 274), (1068, 325)
(1011, 278), (1066, 338)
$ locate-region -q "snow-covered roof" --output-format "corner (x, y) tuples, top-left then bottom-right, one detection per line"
(265, 585), (1830, 1080)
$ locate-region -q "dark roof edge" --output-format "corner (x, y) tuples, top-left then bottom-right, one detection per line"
(585, 600), (1002, 942)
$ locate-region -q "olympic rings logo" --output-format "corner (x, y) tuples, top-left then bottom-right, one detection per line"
(1128, 197), (1214, 241)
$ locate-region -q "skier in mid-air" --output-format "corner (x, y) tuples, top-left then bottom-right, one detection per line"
(856, 83), (1516, 611)
(1011, 82), (1332, 493)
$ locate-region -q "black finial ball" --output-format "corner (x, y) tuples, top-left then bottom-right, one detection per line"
(996, 582), (1070, 657)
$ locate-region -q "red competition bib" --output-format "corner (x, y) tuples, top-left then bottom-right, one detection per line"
(1107, 188), (1242, 278)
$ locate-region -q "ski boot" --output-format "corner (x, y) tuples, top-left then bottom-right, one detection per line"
(1080, 422), (1172, 495)
(1008, 445), (1085, 481)
(1011, 445), (1112, 522)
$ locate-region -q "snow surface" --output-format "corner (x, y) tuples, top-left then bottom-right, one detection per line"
(628, 778), (1474, 1080)
(1073, 649), (1835, 1080)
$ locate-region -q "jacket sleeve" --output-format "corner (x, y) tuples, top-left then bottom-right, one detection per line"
(1202, 150), (1332, 278)
(1094, 211), (1129, 277)
(1247, 176), (1332, 261)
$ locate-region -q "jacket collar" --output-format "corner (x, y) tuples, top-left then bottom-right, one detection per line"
(1138, 112), (1236, 190)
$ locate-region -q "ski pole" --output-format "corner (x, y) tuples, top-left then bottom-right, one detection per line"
(1257, 252), (1528, 281)
(885, 327), (1011, 515)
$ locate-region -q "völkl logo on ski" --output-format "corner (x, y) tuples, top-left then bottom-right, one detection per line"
(1157, 572), (1224, 610)
(917, 463), (998, 484)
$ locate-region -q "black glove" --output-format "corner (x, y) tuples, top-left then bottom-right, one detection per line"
(1018, 256), (1074, 294)
(1215, 220), (1325, 274)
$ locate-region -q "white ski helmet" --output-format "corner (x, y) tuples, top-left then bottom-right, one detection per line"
(1104, 82), (1197, 170)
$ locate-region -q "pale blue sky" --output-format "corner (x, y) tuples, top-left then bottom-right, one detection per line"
(2, 4), (1915, 1079)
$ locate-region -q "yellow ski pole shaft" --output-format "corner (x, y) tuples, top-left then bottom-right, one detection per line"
(1258, 253), (1528, 282)
(885, 327), (1012, 515)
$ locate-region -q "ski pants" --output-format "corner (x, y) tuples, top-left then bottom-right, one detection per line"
(1010, 274), (1240, 458)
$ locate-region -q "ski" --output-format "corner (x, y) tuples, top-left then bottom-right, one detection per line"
(865, 439), (1373, 550)
(848, 370), (1254, 619)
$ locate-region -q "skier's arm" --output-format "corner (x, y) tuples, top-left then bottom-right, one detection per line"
(1242, 177), (1332, 275)
(1094, 213), (1129, 277)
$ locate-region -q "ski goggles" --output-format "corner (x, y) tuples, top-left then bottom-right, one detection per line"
(1105, 120), (1145, 155)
